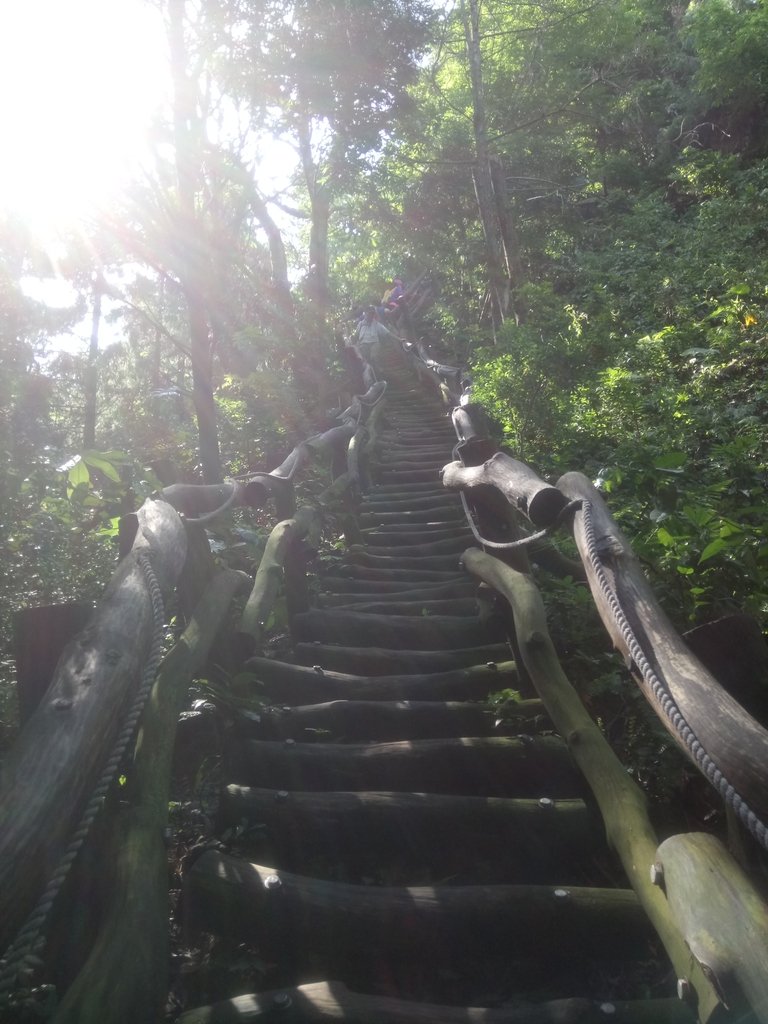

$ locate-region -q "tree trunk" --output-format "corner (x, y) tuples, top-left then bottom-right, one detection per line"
(461, 0), (509, 332)
(169, 0), (222, 483)
(82, 275), (102, 449)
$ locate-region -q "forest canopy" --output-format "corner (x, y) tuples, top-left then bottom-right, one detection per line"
(2, 0), (768, 746)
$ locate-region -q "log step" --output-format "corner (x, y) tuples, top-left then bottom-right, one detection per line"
(234, 698), (540, 742)
(225, 735), (584, 797)
(183, 852), (651, 1002)
(216, 789), (597, 883)
(320, 598), (478, 616)
(322, 565), (471, 583)
(317, 575), (470, 595)
(317, 584), (478, 607)
(361, 527), (472, 546)
(348, 534), (474, 556)
(244, 656), (519, 701)
(178, 981), (695, 1024)
(291, 609), (501, 649)
(292, 642), (513, 674)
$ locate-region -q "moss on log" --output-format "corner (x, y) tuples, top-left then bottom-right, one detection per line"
(237, 506), (318, 652)
(656, 832), (768, 1021)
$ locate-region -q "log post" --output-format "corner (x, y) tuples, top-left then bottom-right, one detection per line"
(236, 507), (319, 656)
(655, 832), (768, 1022)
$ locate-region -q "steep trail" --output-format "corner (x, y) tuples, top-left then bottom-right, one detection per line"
(179, 348), (691, 1023)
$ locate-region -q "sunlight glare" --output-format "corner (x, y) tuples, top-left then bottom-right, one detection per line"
(0, 0), (169, 230)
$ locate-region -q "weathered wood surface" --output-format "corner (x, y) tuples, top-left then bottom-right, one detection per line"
(235, 698), (543, 742)
(443, 452), (568, 527)
(348, 534), (475, 557)
(683, 613), (768, 726)
(558, 472), (768, 824)
(459, 547), (723, 1022)
(183, 853), (651, 996)
(656, 832), (768, 1021)
(52, 568), (246, 1024)
(292, 642), (513, 675)
(243, 655), (520, 702)
(217, 788), (595, 883)
(318, 575), (469, 595)
(12, 601), (93, 724)
(324, 564), (469, 584)
(226, 736), (584, 797)
(0, 499), (187, 952)
(178, 981), (694, 1024)
(291, 609), (501, 650)
(317, 582), (478, 606)
(237, 506), (318, 653)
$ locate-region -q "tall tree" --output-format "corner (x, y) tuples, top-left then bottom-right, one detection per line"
(169, 0), (223, 483)
(214, 0), (434, 322)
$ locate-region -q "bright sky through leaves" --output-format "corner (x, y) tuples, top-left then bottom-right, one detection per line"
(0, 0), (169, 231)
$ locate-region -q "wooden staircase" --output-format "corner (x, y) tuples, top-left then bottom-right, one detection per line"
(178, 352), (693, 1023)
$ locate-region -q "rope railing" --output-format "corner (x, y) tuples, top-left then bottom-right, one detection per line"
(441, 401), (768, 851)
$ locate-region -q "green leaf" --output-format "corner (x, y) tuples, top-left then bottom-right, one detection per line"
(699, 538), (727, 563)
(83, 452), (121, 482)
(67, 462), (91, 490)
(683, 504), (716, 528)
(653, 452), (687, 471)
